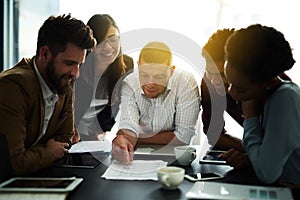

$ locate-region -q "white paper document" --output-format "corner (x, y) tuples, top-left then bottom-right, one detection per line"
(101, 160), (167, 180)
(186, 182), (293, 200)
(134, 147), (154, 154)
(134, 144), (176, 156)
(69, 140), (112, 153)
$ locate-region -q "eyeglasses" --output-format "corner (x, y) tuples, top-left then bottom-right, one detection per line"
(97, 35), (120, 49)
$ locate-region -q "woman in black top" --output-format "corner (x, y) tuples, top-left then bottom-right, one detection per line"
(74, 14), (133, 141)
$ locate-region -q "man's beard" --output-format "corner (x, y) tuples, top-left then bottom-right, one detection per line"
(46, 60), (73, 95)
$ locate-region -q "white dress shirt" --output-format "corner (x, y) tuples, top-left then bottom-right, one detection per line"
(33, 59), (58, 144)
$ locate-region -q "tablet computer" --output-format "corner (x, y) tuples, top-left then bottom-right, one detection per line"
(54, 151), (109, 168)
(0, 177), (83, 192)
(199, 150), (227, 164)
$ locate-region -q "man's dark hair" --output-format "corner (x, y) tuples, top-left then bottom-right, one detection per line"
(36, 14), (96, 56)
(202, 28), (235, 62)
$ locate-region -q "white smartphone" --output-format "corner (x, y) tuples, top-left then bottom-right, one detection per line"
(184, 172), (224, 181)
(0, 177), (83, 192)
(199, 150), (227, 164)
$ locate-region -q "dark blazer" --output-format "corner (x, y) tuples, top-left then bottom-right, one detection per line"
(0, 57), (74, 175)
(74, 54), (134, 139)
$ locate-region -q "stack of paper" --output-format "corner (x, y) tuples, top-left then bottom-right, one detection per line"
(102, 160), (167, 180)
(185, 182), (293, 200)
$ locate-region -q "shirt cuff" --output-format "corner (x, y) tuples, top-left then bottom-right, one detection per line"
(243, 116), (260, 128)
(118, 124), (139, 138)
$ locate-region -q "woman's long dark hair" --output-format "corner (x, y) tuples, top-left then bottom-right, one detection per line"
(87, 14), (127, 103)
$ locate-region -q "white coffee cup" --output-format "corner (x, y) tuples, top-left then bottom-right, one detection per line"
(157, 166), (185, 190)
(174, 146), (197, 166)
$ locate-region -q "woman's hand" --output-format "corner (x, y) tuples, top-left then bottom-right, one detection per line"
(241, 99), (263, 119)
(219, 148), (251, 170)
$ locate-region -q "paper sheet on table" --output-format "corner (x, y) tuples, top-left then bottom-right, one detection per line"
(0, 193), (66, 200)
(101, 160), (167, 180)
(69, 140), (112, 153)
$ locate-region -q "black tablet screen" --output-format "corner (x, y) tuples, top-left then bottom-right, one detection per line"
(54, 151), (109, 168)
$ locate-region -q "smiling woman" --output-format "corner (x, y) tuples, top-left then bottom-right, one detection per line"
(73, 13), (134, 141)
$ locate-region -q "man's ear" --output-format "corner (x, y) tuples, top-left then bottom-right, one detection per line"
(170, 65), (176, 76)
(39, 46), (52, 61)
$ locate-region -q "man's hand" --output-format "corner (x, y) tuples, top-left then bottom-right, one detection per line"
(71, 128), (81, 144)
(219, 148), (251, 170)
(46, 139), (69, 160)
(111, 129), (137, 165)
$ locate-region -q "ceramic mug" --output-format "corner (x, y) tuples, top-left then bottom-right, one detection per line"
(174, 146), (197, 166)
(157, 166), (185, 189)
